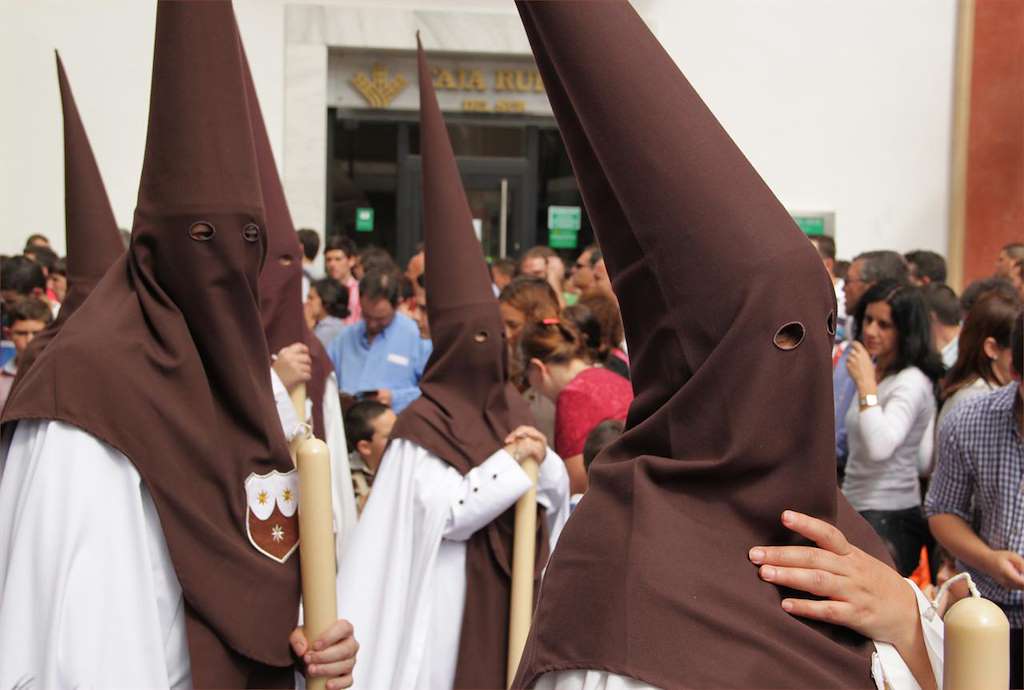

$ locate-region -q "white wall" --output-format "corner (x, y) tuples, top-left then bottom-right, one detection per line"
(643, 0), (957, 260)
(1, 0), (956, 261)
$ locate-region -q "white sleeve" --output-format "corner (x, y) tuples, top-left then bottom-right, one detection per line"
(270, 366), (305, 442)
(857, 374), (931, 463)
(323, 373), (358, 562)
(536, 447), (572, 547)
(441, 449), (532, 542)
(871, 580), (944, 690)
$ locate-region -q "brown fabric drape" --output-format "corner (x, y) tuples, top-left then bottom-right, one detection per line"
(14, 53), (124, 379)
(242, 40), (329, 440)
(388, 39), (544, 689)
(2, 2), (299, 685)
(512, 3), (894, 688)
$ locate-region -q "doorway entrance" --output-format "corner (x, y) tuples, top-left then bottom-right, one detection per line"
(327, 111), (593, 266)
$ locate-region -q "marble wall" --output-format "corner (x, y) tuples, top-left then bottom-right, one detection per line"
(283, 4), (536, 234)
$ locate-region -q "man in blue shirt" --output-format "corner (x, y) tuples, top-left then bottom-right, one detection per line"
(327, 266), (431, 413)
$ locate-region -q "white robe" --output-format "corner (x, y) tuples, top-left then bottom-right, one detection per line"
(321, 371), (359, 563)
(531, 581), (945, 690)
(336, 438), (571, 690)
(0, 369), (316, 687)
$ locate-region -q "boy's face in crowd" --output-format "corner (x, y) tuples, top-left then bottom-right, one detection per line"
(8, 318), (47, 360)
(47, 273), (68, 302)
(359, 408), (397, 472)
(325, 249), (353, 282)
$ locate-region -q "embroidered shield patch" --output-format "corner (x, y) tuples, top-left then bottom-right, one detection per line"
(244, 470), (300, 563)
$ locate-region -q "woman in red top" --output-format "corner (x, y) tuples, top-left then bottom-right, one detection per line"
(521, 317), (633, 494)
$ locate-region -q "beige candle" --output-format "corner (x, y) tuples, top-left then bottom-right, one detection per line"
(943, 595), (1009, 690)
(507, 457), (539, 689)
(297, 438), (337, 690)
(289, 382), (307, 423)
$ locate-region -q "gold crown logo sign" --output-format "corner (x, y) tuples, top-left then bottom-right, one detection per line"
(351, 64), (409, 108)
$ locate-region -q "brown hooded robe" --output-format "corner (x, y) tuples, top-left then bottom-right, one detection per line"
(2, 2), (299, 686)
(14, 54), (124, 379)
(387, 39), (546, 689)
(512, 3), (894, 689)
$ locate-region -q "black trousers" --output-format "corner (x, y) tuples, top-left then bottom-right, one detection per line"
(858, 506), (929, 577)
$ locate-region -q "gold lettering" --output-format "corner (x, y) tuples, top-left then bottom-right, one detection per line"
(514, 69), (533, 92)
(462, 99), (489, 112)
(495, 69), (516, 92)
(533, 69), (545, 93)
(466, 69), (487, 92)
(434, 68), (457, 90)
(494, 100), (526, 113)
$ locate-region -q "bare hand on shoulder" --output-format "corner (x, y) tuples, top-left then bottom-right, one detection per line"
(290, 619), (359, 690)
(749, 510), (919, 647)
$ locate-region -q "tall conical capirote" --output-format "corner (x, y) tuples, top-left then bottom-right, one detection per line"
(239, 39), (332, 440)
(14, 54), (124, 377)
(511, 3), (893, 689)
(2, 2), (300, 686)
(387, 37), (540, 690)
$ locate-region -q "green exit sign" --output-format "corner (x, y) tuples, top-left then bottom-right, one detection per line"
(791, 211), (835, 238)
(355, 207), (374, 232)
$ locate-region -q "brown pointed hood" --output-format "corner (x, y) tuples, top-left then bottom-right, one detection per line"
(387, 38), (539, 690)
(240, 40), (331, 440)
(513, 3), (892, 689)
(3, 2), (299, 686)
(390, 37), (533, 470)
(15, 54), (124, 376)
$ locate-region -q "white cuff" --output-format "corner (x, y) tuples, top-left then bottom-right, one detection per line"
(871, 580), (944, 690)
(269, 367), (306, 442)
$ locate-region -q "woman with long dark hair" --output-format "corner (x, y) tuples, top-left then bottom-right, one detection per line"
(841, 280), (944, 575)
(937, 290), (1020, 430)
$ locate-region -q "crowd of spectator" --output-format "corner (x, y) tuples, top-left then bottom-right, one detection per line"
(4, 227), (1024, 682)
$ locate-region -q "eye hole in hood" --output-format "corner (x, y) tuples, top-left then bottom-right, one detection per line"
(773, 321), (805, 351)
(188, 221), (215, 242)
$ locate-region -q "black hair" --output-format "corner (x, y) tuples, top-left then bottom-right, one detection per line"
(325, 235), (357, 258)
(8, 296), (53, 325)
(960, 277), (1018, 314)
(904, 250), (947, 284)
(854, 280), (945, 382)
(296, 228), (320, 261)
(359, 267), (401, 306)
(582, 418), (624, 472)
(24, 245), (58, 273)
(345, 399), (390, 446)
(1, 256), (46, 295)
(311, 277), (350, 319)
(922, 283), (961, 327)
(51, 257), (68, 277)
